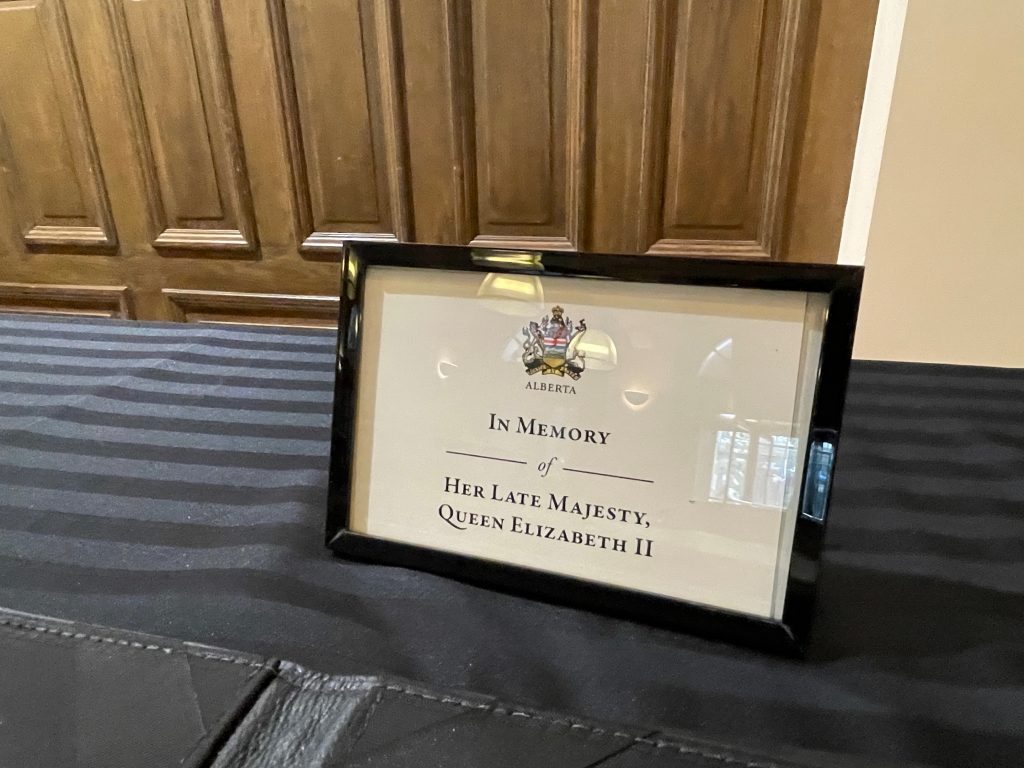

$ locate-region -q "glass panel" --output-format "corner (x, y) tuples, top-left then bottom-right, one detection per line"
(348, 266), (826, 620)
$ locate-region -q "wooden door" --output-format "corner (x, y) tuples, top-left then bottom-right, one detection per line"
(0, 0), (877, 325)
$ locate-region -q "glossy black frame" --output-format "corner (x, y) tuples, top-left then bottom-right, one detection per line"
(327, 241), (863, 655)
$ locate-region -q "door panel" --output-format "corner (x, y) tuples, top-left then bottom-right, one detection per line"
(586, 0), (803, 257)
(583, 0), (660, 254)
(269, 0), (409, 251)
(162, 287), (339, 327)
(0, 282), (129, 317)
(660, 1), (783, 245)
(109, 0), (257, 251)
(0, 0), (878, 324)
(466, 0), (578, 249)
(0, 0), (115, 249)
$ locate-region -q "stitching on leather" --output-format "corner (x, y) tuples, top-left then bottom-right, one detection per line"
(191, 650), (272, 669)
(0, 617), (269, 670)
(380, 684), (783, 768)
(0, 619), (782, 768)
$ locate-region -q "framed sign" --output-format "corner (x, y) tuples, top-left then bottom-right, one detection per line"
(327, 242), (862, 653)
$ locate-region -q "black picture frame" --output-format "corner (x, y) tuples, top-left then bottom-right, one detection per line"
(327, 241), (863, 655)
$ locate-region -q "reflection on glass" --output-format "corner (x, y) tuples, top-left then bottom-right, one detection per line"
(475, 273), (544, 316)
(500, 335), (523, 363)
(699, 337), (733, 377)
(344, 307), (361, 357)
(709, 428), (748, 503)
(708, 421), (799, 511)
(622, 389), (650, 409)
(801, 440), (835, 521)
(436, 360), (458, 379)
(753, 434), (799, 508)
(575, 330), (618, 371)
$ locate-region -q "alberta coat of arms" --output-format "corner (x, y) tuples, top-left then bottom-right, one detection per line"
(522, 306), (587, 379)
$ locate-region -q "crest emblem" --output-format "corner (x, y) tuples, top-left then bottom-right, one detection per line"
(522, 306), (587, 379)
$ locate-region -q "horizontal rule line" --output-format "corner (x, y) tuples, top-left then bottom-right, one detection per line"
(445, 450), (527, 465)
(563, 467), (654, 484)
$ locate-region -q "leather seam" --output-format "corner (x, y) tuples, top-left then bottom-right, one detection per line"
(0, 617), (270, 671)
(338, 684), (388, 755)
(379, 684), (784, 768)
(183, 666), (277, 768)
(270, 673), (784, 767)
(0, 616), (782, 768)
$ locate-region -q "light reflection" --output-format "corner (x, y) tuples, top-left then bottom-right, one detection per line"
(699, 338), (734, 377)
(500, 336), (523, 363)
(801, 440), (835, 520)
(437, 359), (458, 379)
(475, 273), (544, 316)
(343, 250), (361, 299)
(708, 417), (799, 510)
(482, 275), (539, 298)
(470, 250), (543, 269)
(622, 389), (650, 409)
(573, 330), (617, 371)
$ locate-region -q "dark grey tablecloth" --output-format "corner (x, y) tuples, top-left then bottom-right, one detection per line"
(0, 314), (1020, 767)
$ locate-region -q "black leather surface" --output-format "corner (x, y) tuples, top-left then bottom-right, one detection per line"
(0, 608), (273, 768)
(1, 607), (843, 768)
(212, 664), (834, 768)
(0, 315), (1021, 767)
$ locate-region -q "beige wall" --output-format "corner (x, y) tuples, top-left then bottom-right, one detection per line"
(853, 0), (1024, 367)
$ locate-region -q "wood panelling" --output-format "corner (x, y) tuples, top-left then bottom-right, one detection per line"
(0, 0), (878, 324)
(586, 0), (807, 257)
(0, 0), (115, 249)
(662, 2), (777, 240)
(0, 282), (129, 317)
(398, 0), (585, 250)
(270, 0), (409, 253)
(465, 0), (582, 250)
(163, 288), (338, 327)
(107, 0), (256, 252)
(584, 0), (665, 254)
(783, 0), (880, 263)
(395, 0), (470, 244)
(652, 0), (806, 256)
(473, 0), (560, 230)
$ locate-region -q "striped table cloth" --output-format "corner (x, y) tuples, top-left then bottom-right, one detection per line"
(0, 314), (1020, 767)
